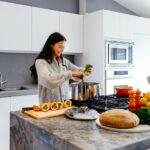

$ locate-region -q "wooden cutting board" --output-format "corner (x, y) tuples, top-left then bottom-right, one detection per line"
(24, 107), (72, 119)
(96, 118), (150, 133)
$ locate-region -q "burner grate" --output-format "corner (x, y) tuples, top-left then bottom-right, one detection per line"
(71, 94), (129, 113)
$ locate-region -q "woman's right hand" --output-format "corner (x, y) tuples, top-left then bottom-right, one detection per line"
(72, 71), (84, 79)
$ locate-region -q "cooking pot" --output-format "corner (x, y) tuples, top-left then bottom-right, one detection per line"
(70, 82), (101, 100)
(115, 86), (133, 96)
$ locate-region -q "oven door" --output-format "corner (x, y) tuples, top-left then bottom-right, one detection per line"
(105, 78), (133, 95)
(108, 44), (129, 64)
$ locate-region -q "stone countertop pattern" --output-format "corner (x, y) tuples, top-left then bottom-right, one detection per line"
(10, 111), (150, 150)
(0, 84), (38, 98)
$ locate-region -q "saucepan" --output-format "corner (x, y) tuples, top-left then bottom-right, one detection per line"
(115, 86), (133, 96)
(70, 82), (101, 100)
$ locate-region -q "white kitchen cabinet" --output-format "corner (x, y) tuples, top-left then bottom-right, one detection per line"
(133, 33), (150, 93)
(0, 2), (83, 54)
(60, 12), (83, 54)
(119, 13), (135, 40)
(0, 1), (31, 52)
(103, 10), (134, 40)
(10, 95), (39, 111)
(75, 10), (136, 95)
(134, 17), (150, 35)
(103, 10), (120, 39)
(32, 7), (59, 52)
(0, 94), (38, 149)
(0, 97), (10, 150)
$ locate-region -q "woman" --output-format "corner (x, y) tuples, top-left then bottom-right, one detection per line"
(30, 32), (92, 102)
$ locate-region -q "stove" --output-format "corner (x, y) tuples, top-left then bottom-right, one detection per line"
(71, 95), (129, 113)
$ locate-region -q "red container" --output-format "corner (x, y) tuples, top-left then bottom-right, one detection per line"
(115, 87), (133, 96)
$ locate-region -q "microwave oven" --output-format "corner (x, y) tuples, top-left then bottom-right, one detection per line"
(105, 41), (134, 68)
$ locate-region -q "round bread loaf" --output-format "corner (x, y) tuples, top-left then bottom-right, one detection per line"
(99, 109), (139, 129)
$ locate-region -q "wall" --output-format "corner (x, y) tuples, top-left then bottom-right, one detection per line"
(0, 0), (79, 13)
(86, 0), (137, 15)
(0, 53), (74, 87)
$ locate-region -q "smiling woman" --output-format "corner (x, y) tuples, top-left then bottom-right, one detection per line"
(30, 32), (92, 103)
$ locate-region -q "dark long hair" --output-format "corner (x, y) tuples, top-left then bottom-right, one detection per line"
(30, 32), (66, 83)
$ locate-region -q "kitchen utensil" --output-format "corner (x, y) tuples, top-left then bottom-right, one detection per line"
(22, 107), (33, 112)
(96, 117), (150, 133)
(71, 82), (101, 100)
(65, 106), (99, 120)
(115, 86), (133, 96)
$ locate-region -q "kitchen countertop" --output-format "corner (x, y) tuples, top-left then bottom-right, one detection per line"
(0, 84), (38, 98)
(10, 111), (150, 150)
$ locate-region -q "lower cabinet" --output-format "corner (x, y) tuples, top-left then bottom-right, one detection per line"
(0, 94), (38, 150)
(10, 95), (39, 111)
(0, 97), (10, 150)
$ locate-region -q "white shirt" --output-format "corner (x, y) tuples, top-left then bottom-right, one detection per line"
(35, 57), (81, 102)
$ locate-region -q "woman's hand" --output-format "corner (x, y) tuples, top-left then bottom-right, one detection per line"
(72, 71), (84, 79)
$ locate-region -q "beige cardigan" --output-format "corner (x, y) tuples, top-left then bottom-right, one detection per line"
(35, 57), (80, 102)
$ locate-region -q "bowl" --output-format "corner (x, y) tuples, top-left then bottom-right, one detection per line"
(115, 86), (133, 96)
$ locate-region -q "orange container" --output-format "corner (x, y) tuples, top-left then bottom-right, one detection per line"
(115, 87), (133, 96)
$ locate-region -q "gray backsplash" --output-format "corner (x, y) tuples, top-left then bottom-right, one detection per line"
(0, 53), (74, 87)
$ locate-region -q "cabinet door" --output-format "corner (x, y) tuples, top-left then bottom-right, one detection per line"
(32, 7), (59, 52)
(119, 14), (134, 40)
(0, 97), (10, 150)
(60, 12), (83, 54)
(133, 33), (150, 93)
(103, 10), (134, 40)
(103, 10), (120, 39)
(10, 95), (38, 111)
(0, 1), (31, 51)
(134, 17), (150, 35)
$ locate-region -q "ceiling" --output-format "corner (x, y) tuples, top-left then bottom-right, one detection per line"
(113, 0), (150, 18)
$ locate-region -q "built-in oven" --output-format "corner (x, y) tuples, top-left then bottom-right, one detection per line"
(105, 78), (133, 95)
(106, 40), (134, 68)
(105, 68), (134, 95)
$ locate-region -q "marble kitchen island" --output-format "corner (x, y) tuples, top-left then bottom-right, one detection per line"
(10, 111), (150, 150)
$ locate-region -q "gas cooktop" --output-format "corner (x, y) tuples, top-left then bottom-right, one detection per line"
(71, 95), (129, 113)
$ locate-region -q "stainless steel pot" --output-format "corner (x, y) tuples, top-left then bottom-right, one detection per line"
(70, 82), (101, 100)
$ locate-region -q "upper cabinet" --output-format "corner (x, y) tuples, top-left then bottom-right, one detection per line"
(0, 2), (83, 54)
(0, 1), (31, 51)
(134, 16), (150, 34)
(103, 11), (120, 39)
(103, 10), (134, 40)
(60, 12), (83, 54)
(32, 7), (59, 52)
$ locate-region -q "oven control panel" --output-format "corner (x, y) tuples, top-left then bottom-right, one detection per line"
(105, 68), (134, 79)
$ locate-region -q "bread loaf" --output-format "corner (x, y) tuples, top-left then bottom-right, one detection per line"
(99, 109), (139, 129)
